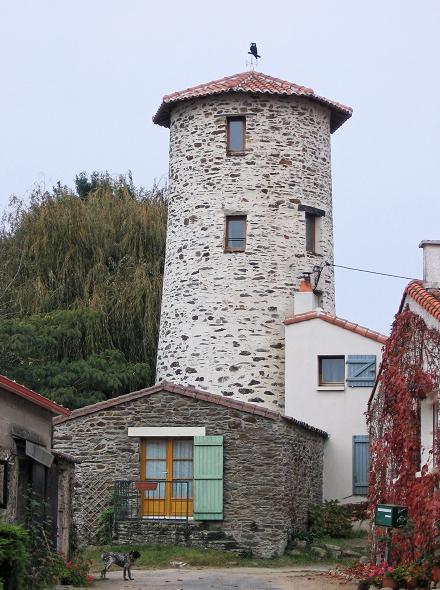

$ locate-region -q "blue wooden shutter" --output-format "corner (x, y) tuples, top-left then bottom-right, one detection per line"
(353, 435), (369, 495)
(346, 355), (376, 387)
(193, 435), (223, 520)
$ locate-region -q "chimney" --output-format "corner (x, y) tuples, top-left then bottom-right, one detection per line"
(294, 275), (319, 314)
(419, 240), (440, 289)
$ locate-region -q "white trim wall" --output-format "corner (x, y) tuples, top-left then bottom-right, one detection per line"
(285, 317), (384, 501)
(127, 427), (206, 437)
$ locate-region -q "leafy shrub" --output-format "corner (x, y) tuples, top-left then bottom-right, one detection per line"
(290, 529), (319, 545)
(308, 500), (352, 538)
(0, 524), (29, 590)
(96, 496), (115, 545)
(60, 551), (94, 587)
(24, 492), (65, 589)
(344, 501), (368, 521)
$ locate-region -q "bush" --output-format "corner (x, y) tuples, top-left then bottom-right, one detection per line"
(60, 551), (94, 587)
(24, 493), (66, 589)
(0, 524), (29, 590)
(95, 497), (115, 545)
(308, 500), (352, 538)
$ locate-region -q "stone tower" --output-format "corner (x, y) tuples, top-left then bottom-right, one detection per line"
(153, 71), (351, 409)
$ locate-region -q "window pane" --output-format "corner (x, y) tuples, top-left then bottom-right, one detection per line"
(146, 439), (167, 459)
(173, 460), (193, 479)
(228, 119), (244, 151)
(305, 214), (316, 252)
(173, 440), (193, 460)
(321, 357), (344, 383)
(146, 460), (167, 479)
(172, 479), (193, 499)
(226, 217), (246, 251)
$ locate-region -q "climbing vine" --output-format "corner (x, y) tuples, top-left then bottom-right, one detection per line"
(367, 308), (440, 562)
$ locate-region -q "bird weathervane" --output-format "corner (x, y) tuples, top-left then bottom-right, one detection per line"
(246, 42), (261, 70)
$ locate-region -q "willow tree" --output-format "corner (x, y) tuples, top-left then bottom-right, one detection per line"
(0, 172), (167, 408)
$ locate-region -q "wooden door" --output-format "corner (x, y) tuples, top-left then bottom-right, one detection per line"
(140, 439), (193, 518)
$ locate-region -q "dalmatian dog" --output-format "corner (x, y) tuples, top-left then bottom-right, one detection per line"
(100, 550), (141, 580)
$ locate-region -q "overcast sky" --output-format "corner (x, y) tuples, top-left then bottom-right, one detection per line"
(1, 0), (439, 335)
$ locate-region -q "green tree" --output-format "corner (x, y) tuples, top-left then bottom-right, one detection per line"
(0, 173), (167, 408)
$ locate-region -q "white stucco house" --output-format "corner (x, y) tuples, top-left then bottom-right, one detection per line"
(285, 278), (387, 502)
(370, 240), (440, 472)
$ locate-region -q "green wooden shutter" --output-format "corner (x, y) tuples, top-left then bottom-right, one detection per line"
(193, 435), (223, 520)
(347, 355), (376, 387)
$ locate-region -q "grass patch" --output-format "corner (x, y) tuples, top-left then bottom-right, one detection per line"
(84, 544), (358, 572)
(85, 544), (242, 572)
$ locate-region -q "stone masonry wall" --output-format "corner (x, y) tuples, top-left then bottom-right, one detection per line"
(53, 389), (324, 557)
(156, 93), (335, 409)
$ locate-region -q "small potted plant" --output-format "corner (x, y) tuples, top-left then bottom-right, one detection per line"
(382, 565), (397, 589)
(389, 565), (408, 589)
(364, 563), (384, 589)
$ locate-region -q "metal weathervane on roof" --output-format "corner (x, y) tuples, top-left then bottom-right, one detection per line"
(246, 42), (261, 70)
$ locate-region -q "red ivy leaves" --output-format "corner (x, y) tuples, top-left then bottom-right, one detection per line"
(367, 310), (440, 563)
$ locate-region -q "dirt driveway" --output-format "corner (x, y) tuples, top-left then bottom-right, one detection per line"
(93, 566), (355, 590)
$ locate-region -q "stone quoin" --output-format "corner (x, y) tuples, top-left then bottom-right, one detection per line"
(154, 71), (352, 409)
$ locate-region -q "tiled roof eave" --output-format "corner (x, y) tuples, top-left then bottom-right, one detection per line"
(401, 280), (440, 322)
(0, 374), (70, 416)
(152, 71), (352, 132)
(284, 310), (388, 344)
(53, 380), (328, 438)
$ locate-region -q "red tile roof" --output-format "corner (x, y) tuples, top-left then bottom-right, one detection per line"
(400, 280), (440, 322)
(53, 380), (328, 437)
(369, 280), (440, 407)
(284, 310), (388, 344)
(0, 374), (70, 416)
(153, 71), (352, 133)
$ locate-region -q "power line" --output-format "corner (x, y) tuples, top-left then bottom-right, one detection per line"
(326, 262), (417, 281)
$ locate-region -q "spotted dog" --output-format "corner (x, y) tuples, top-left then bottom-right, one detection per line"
(100, 550), (141, 580)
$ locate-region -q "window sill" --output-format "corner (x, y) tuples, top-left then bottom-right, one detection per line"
(142, 516), (194, 521)
(227, 151), (247, 156)
(317, 385), (345, 391)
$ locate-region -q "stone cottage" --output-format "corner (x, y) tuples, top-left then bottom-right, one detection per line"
(0, 373), (74, 556)
(53, 70), (383, 556)
(53, 382), (326, 557)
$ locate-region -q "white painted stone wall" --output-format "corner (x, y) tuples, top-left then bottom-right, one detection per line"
(156, 92), (336, 409)
(284, 315), (384, 501)
(405, 293), (440, 469)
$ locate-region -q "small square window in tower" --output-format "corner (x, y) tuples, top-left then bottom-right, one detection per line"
(226, 117), (246, 154)
(319, 356), (345, 385)
(225, 215), (246, 252)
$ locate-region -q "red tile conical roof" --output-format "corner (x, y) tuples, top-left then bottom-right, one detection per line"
(153, 70), (352, 132)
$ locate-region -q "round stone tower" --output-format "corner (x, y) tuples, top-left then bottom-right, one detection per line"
(153, 71), (351, 409)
